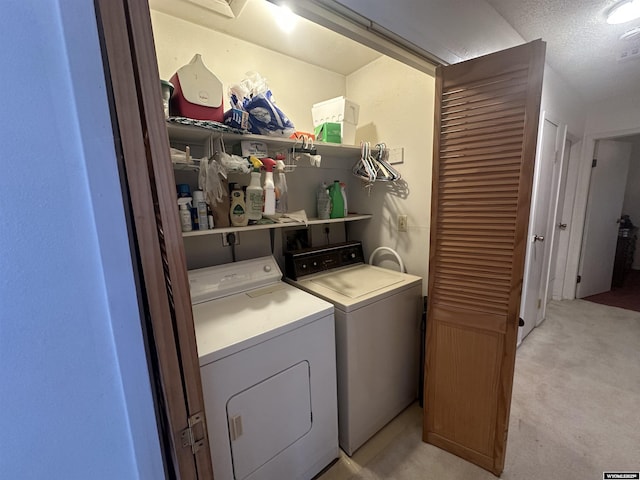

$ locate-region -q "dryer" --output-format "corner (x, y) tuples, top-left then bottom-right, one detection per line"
(285, 242), (422, 455)
(189, 256), (338, 480)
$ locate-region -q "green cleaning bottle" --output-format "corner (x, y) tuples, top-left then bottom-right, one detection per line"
(329, 180), (345, 219)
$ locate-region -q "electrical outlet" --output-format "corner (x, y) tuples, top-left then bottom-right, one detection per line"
(397, 215), (408, 232)
(222, 231), (240, 246)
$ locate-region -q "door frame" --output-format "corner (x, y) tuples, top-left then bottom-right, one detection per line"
(563, 126), (640, 299)
(94, 0), (214, 477)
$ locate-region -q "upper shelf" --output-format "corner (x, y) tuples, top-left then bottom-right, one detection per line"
(166, 121), (362, 159)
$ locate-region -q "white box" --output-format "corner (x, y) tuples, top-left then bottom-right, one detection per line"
(341, 121), (357, 145)
(312, 96), (360, 127)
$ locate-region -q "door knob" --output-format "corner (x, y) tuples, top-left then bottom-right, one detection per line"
(533, 234), (544, 242)
(558, 223), (567, 230)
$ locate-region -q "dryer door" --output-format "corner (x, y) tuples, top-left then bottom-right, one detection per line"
(227, 361), (312, 480)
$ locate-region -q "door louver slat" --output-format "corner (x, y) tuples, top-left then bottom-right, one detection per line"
(425, 40), (545, 476)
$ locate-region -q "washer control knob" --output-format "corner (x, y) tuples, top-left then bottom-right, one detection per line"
(264, 265), (272, 272)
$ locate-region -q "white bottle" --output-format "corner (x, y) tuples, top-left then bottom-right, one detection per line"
(275, 159), (288, 214)
(317, 182), (331, 220)
(178, 197), (192, 232)
(193, 190), (208, 230)
(246, 170), (264, 221)
(230, 187), (249, 227)
(262, 158), (277, 216)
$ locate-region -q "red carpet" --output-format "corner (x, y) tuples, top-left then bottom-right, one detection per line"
(583, 269), (640, 313)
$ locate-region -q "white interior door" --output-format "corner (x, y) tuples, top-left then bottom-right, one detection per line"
(539, 129), (568, 324)
(551, 139), (574, 300)
(576, 140), (632, 298)
(519, 117), (561, 343)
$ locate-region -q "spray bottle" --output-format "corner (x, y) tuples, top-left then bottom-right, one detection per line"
(261, 157), (277, 215)
(275, 155), (288, 214)
(177, 197), (193, 232)
(246, 156), (264, 222)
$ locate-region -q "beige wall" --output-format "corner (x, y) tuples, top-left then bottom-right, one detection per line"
(150, 9), (345, 133)
(151, 10), (436, 291)
(346, 56), (435, 292)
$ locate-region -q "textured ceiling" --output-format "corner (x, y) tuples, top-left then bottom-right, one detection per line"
(150, 0), (639, 102)
(486, 0), (640, 101)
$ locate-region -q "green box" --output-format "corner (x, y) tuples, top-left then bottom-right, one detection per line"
(314, 122), (341, 144)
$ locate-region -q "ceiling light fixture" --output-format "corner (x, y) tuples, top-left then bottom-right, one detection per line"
(271, 4), (298, 34)
(606, 0), (640, 24)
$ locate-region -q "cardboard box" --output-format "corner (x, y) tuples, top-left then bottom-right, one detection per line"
(314, 122), (342, 144)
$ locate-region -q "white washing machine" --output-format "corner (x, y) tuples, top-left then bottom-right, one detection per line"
(189, 256), (338, 480)
(285, 242), (422, 455)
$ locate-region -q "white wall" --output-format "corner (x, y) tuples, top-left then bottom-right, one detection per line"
(151, 9), (435, 282)
(622, 139), (640, 269)
(346, 56), (435, 292)
(0, 1), (164, 478)
(151, 9), (345, 133)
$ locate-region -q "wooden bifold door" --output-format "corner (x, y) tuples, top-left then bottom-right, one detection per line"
(424, 40), (546, 476)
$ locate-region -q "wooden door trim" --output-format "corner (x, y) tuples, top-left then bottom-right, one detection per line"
(95, 0), (214, 478)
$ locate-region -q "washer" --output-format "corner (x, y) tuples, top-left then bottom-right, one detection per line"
(189, 256), (338, 480)
(285, 242), (423, 456)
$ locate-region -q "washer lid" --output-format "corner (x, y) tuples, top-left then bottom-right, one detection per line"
(290, 264), (422, 312)
(310, 266), (404, 298)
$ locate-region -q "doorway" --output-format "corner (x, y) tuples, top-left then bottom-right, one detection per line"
(578, 134), (640, 309)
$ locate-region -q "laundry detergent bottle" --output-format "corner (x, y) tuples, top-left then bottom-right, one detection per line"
(246, 156), (264, 222)
(261, 157), (277, 216)
(329, 180), (345, 219)
(230, 185), (249, 227)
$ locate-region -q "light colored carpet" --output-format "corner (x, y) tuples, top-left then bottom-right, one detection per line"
(320, 300), (640, 479)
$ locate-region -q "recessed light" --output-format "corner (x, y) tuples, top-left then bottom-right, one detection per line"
(607, 0), (640, 24)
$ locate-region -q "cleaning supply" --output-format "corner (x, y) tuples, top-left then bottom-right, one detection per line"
(329, 180), (344, 219)
(340, 182), (348, 217)
(275, 156), (288, 214)
(246, 156), (264, 222)
(230, 185), (249, 227)
(178, 197), (193, 232)
(192, 190), (209, 230)
(261, 157), (277, 215)
(317, 182), (331, 220)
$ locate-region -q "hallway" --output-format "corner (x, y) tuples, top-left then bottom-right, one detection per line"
(320, 300), (640, 479)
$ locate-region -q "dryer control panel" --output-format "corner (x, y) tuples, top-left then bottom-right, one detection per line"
(285, 241), (365, 280)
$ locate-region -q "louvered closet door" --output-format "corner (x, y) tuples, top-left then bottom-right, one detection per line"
(424, 40), (545, 476)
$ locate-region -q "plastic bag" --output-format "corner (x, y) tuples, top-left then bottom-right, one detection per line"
(229, 72), (295, 137)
